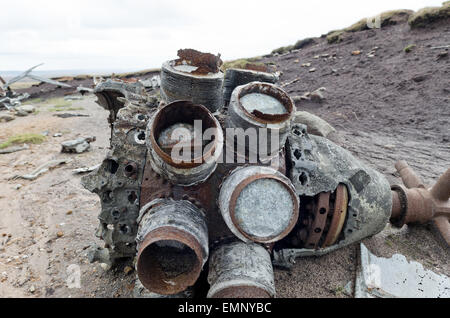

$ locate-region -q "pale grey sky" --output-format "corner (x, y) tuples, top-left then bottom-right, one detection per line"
(0, 0), (444, 71)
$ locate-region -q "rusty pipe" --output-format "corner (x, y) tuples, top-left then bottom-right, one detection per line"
(395, 160), (425, 189)
(430, 167), (450, 202)
(136, 199), (208, 295)
(146, 100), (223, 186)
(390, 161), (450, 246)
(207, 241), (275, 298)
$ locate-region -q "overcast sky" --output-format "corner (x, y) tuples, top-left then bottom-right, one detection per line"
(0, 0), (444, 71)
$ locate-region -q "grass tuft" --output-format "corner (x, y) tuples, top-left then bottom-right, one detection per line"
(408, 3), (450, 28)
(0, 133), (46, 149)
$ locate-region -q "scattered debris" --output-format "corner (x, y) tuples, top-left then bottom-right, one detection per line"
(64, 96), (82, 101)
(0, 113), (15, 122)
(355, 243), (450, 298)
(77, 86), (94, 95)
(430, 44), (450, 49)
(61, 136), (95, 153)
(301, 62), (311, 67)
(56, 231), (64, 238)
(53, 133), (62, 137)
(1, 63), (71, 91)
(124, 266), (134, 275)
(437, 51), (448, 59)
(12, 158), (72, 181)
(280, 77), (301, 88)
(309, 67), (316, 72)
(16, 105), (35, 114)
(72, 163), (101, 174)
(352, 50), (362, 55)
(53, 113), (89, 118)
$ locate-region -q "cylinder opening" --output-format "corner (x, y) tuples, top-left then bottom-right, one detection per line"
(136, 227), (203, 295)
(237, 82), (294, 124)
(229, 174), (299, 243)
(150, 101), (221, 169)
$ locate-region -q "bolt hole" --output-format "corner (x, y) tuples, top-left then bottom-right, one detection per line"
(137, 114), (145, 121)
(319, 208), (326, 214)
(106, 159), (119, 174)
(138, 132), (145, 140)
(314, 228), (321, 233)
(299, 172), (308, 185)
(119, 224), (129, 234)
(103, 190), (113, 203)
(128, 191), (137, 203)
(294, 149), (302, 160)
(347, 229), (353, 233)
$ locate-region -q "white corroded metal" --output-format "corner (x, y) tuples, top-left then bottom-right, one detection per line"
(355, 243), (450, 298)
(218, 165), (299, 243)
(207, 241), (276, 298)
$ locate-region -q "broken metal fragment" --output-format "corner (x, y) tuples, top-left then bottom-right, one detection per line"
(160, 50), (224, 112)
(13, 158), (71, 181)
(355, 243), (450, 298)
(61, 136), (96, 153)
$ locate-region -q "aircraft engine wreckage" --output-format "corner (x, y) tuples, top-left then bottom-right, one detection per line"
(82, 49), (450, 298)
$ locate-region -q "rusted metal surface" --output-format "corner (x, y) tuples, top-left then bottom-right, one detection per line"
(136, 199), (208, 295)
(207, 241), (275, 298)
(233, 82), (294, 124)
(146, 101), (223, 186)
(175, 49), (223, 75)
(391, 161), (450, 246)
(227, 82), (294, 162)
(290, 184), (349, 251)
(395, 160), (426, 189)
(323, 185), (349, 247)
(304, 192), (330, 249)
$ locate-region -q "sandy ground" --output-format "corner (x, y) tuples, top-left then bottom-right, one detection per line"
(0, 96), (135, 297)
(0, 93), (448, 298)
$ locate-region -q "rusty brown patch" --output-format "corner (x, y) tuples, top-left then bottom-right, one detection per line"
(175, 48), (223, 75)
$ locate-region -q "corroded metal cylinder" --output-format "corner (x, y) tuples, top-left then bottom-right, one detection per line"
(136, 199), (208, 295)
(160, 60), (224, 112)
(227, 82), (294, 161)
(207, 241), (275, 298)
(223, 68), (279, 105)
(219, 166), (299, 243)
(146, 100), (223, 186)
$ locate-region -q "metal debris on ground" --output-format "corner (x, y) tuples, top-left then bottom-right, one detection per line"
(12, 158), (72, 181)
(53, 113), (89, 118)
(355, 243), (450, 298)
(72, 164), (101, 174)
(0, 63), (72, 110)
(0, 144), (29, 154)
(61, 136), (96, 154)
